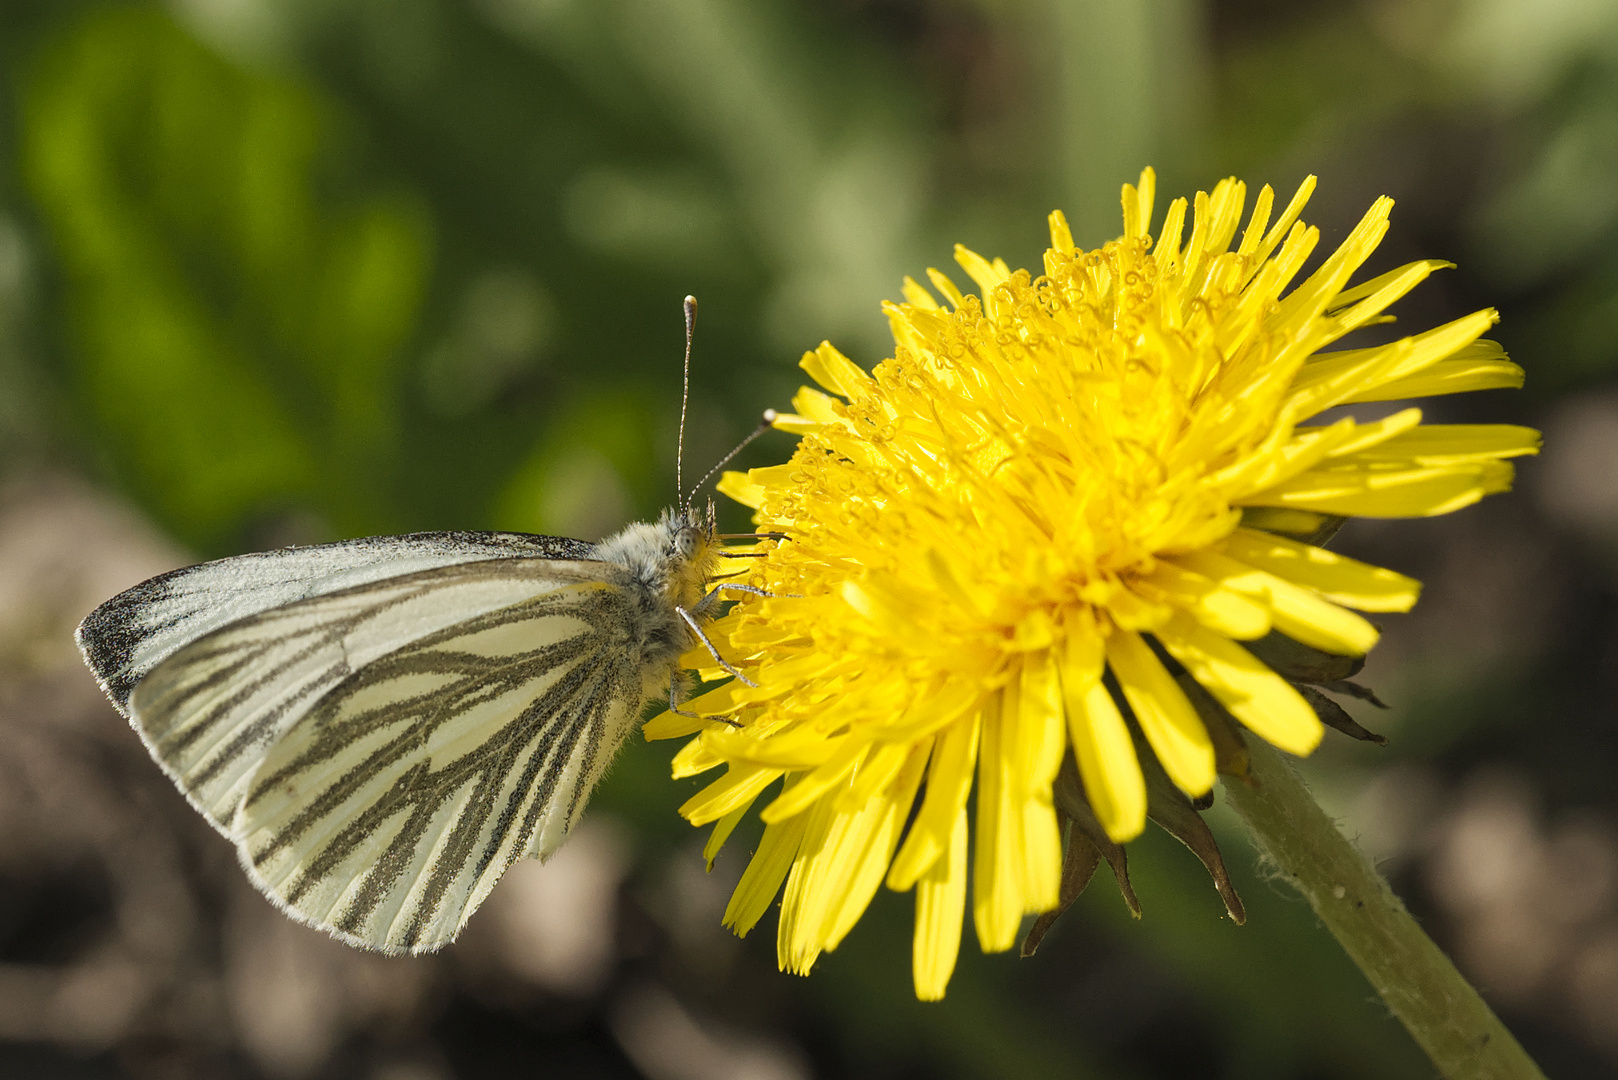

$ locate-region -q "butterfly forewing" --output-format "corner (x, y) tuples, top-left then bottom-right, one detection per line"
(232, 579), (644, 951)
(82, 531), (594, 711)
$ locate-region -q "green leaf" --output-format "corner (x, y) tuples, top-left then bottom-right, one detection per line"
(22, 7), (430, 549)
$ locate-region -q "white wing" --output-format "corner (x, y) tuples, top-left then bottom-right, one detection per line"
(77, 530), (594, 711)
(126, 557), (649, 952)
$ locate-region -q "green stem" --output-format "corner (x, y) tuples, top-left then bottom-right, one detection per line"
(1223, 738), (1548, 1080)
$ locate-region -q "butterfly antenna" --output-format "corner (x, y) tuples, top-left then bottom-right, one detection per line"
(677, 295), (697, 514)
(686, 410), (777, 506)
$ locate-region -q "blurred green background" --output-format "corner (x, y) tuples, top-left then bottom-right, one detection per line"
(2, 1), (1617, 1078)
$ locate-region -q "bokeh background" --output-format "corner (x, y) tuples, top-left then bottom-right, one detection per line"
(1, 0), (1616, 1077)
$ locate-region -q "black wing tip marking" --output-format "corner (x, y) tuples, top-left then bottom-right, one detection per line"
(76, 574), (179, 712)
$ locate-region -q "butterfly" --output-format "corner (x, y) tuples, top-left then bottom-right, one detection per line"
(74, 298), (776, 954)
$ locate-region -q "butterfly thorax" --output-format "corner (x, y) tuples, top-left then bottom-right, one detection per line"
(590, 509), (719, 682)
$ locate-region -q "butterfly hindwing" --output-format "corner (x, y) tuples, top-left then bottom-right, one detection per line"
(234, 577), (646, 951)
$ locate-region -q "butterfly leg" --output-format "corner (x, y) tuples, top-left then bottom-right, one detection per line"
(675, 606), (758, 688)
(692, 581), (800, 618)
(665, 669), (744, 727)
(709, 582), (778, 599)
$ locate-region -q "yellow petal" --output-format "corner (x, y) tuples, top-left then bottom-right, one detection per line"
(1237, 507), (1336, 537)
(888, 300), (939, 359)
(1122, 166), (1156, 239)
(1347, 354), (1523, 402)
(680, 762), (786, 826)
(839, 738), (917, 811)
(1060, 620), (1146, 842)
(799, 341), (874, 399)
(724, 790), (806, 936)
(1286, 310), (1497, 417)
(1242, 460), (1514, 518)
(1305, 407), (1423, 458)
(1102, 583), (1173, 630)
(1156, 613), (1324, 756)
(1208, 416), (1359, 498)
(869, 680), (980, 743)
(671, 736), (726, 779)
(1015, 650), (1065, 913)
(703, 727), (847, 770)
(740, 462), (798, 493)
(913, 808), (968, 1002)
(647, 683), (747, 742)
(1270, 196), (1392, 334)
(776, 793), (840, 974)
(1337, 423), (1541, 466)
(841, 577), (923, 637)
(955, 244), (1009, 294)
(1233, 181), (1273, 260)
(1329, 263), (1438, 335)
(824, 744), (930, 950)
(795, 800), (885, 958)
(1247, 174), (1316, 274)
(761, 739), (866, 823)
(1172, 549), (1380, 655)
(1104, 629), (1216, 797)
(1156, 197), (1189, 268)
(925, 267), (966, 309)
(714, 469), (766, 510)
(888, 710), (982, 890)
(1048, 208), (1076, 253)
(704, 799), (754, 871)
(769, 412), (819, 434)
(1135, 561), (1271, 640)
(971, 691), (1024, 952)
(902, 275), (941, 311)
(780, 744), (923, 964)
(1326, 258), (1451, 315)
(1221, 528), (1420, 613)
(793, 386), (849, 426)
(645, 706), (723, 741)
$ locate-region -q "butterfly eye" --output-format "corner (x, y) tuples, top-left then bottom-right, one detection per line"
(674, 527), (701, 559)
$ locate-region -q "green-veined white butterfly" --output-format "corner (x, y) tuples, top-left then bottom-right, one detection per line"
(75, 298), (774, 954)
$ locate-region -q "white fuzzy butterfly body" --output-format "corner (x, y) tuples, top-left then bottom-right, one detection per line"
(76, 509), (722, 954)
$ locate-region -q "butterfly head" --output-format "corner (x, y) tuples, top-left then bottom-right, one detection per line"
(673, 521), (703, 562)
(666, 500), (720, 598)
(592, 504), (719, 610)
(671, 498), (717, 557)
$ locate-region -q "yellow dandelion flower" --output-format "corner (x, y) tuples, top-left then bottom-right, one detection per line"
(646, 168), (1540, 1000)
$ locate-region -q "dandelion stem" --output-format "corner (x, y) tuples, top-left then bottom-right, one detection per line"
(1224, 738), (1548, 1080)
